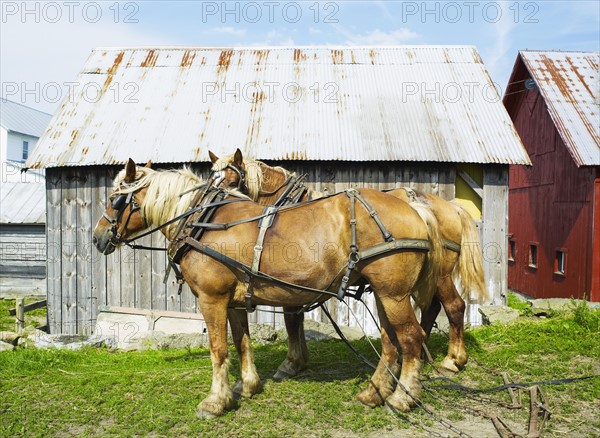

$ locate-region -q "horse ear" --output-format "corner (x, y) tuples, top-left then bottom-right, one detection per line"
(208, 151), (219, 164)
(144, 160), (152, 168)
(233, 148), (243, 167)
(124, 158), (136, 183)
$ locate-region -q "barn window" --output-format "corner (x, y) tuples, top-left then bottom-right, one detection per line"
(508, 238), (516, 262)
(528, 243), (538, 269)
(22, 141), (29, 161)
(555, 250), (566, 276)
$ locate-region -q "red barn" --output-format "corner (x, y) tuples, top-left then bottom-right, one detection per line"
(504, 50), (600, 302)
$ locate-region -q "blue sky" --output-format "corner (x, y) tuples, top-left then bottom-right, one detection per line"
(1, 1), (598, 114)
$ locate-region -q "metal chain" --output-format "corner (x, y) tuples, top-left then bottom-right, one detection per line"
(344, 301), (473, 438)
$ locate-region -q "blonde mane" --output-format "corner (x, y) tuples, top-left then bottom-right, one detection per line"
(113, 166), (204, 237)
(212, 154), (293, 201)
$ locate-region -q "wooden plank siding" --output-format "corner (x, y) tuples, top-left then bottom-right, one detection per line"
(75, 169), (93, 334)
(506, 74), (597, 300)
(0, 225), (46, 278)
(482, 165), (509, 305)
(46, 171), (62, 333)
(90, 172), (107, 325)
(46, 162), (506, 334)
(61, 169), (78, 335)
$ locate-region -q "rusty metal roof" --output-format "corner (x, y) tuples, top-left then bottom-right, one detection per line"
(25, 46), (530, 168)
(0, 182), (46, 224)
(519, 51), (599, 167)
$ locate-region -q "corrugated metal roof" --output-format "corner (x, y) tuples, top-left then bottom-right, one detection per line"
(0, 182), (46, 224)
(0, 99), (52, 138)
(519, 51), (599, 167)
(26, 46), (530, 168)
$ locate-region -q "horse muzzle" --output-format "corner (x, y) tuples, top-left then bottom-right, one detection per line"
(93, 230), (117, 255)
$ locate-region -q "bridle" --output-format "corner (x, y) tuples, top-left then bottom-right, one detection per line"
(213, 164), (247, 192)
(102, 188), (142, 248)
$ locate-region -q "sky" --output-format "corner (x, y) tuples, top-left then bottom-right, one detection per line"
(1, 0), (599, 115)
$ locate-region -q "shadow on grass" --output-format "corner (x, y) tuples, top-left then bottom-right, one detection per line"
(164, 333), (476, 386)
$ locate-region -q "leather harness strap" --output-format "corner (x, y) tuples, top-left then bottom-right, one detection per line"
(336, 189), (429, 301)
(246, 206), (278, 312)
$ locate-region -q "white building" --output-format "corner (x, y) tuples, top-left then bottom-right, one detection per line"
(1, 98), (51, 183)
(0, 99), (51, 297)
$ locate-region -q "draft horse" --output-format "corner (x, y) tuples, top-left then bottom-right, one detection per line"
(209, 149), (489, 381)
(94, 159), (440, 417)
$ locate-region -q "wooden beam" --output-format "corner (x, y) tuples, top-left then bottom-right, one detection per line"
(457, 169), (483, 199)
(9, 299), (47, 316)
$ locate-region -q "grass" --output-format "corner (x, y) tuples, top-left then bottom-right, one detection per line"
(506, 291), (533, 316)
(1, 307), (599, 437)
(0, 298), (47, 333)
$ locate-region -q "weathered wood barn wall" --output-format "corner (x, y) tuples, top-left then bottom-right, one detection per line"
(504, 51), (600, 301)
(0, 182), (46, 296)
(26, 47), (530, 334)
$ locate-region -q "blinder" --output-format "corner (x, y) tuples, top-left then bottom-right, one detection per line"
(210, 164), (247, 192)
(225, 164), (247, 191)
(111, 194), (127, 210)
(103, 190), (141, 247)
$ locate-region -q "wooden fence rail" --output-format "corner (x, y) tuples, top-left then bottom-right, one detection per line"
(8, 299), (47, 332)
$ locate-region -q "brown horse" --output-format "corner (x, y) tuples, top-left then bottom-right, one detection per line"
(209, 149), (488, 381)
(93, 159), (440, 417)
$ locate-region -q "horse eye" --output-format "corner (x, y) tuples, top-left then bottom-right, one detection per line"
(111, 194), (126, 210)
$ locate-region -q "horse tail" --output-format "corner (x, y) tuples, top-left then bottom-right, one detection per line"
(409, 200), (444, 310)
(452, 203), (489, 304)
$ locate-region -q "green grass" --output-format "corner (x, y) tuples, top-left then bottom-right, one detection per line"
(506, 292), (532, 316)
(1, 308), (599, 437)
(0, 298), (47, 333)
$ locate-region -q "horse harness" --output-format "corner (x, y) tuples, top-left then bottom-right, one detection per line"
(103, 190), (142, 249)
(161, 184), (431, 312)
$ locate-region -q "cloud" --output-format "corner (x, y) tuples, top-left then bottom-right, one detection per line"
(341, 28), (419, 45)
(211, 26), (247, 37)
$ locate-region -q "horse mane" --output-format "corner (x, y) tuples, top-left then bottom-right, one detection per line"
(113, 165), (250, 236)
(113, 166), (203, 235)
(212, 153), (293, 201)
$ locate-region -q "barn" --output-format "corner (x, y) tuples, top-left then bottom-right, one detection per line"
(24, 46), (530, 335)
(504, 50), (600, 302)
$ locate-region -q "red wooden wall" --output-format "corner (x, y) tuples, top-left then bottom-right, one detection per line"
(506, 61), (598, 300)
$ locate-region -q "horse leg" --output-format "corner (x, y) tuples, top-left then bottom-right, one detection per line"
(274, 310), (309, 380)
(437, 276), (468, 373)
(420, 294), (442, 338)
(378, 294), (426, 412)
(196, 294), (236, 418)
(228, 309), (263, 398)
(356, 296), (401, 407)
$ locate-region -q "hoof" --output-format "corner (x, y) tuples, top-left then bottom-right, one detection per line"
(196, 409), (217, 420)
(385, 392), (413, 413)
(232, 379), (263, 399)
(356, 378), (395, 408)
(273, 360), (303, 381)
(439, 357), (460, 375)
(197, 394), (236, 418)
(273, 369), (294, 381)
(384, 400), (411, 414)
(357, 387), (386, 408)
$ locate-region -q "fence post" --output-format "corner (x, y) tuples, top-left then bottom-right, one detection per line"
(15, 298), (25, 333)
